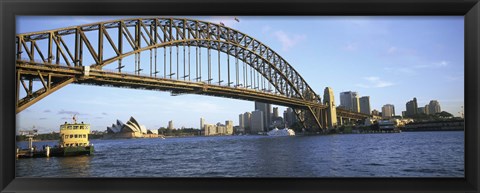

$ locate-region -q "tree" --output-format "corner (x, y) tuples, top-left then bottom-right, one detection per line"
(436, 111), (454, 119)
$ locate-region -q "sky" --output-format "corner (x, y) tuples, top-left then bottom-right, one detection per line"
(16, 16), (464, 133)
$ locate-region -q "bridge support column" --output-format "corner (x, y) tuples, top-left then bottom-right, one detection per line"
(323, 87), (337, 130)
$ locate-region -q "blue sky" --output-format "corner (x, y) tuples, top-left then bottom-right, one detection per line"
(16, 16), (464, 133)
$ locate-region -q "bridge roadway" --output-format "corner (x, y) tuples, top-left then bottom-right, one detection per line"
(16, 62), (328, 112)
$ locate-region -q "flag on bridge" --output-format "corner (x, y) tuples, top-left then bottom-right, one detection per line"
(234, 17), (240, 22)
(220, 22), (225, 26)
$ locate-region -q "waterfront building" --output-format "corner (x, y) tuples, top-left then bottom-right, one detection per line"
(251, 110), (264, 133)
(425, 104), (430, 115)
(382, 104), (395, 118)
(203, 120), (234, 136)
(105, 116), (148, 138)
(428, 100), (441, 114)
(204, 124), (216, 136)
(238, 114), (244, 129)
(233, 126), (244, 134)
(323, 87), (338, 128)
(255, 101), (271, 131)
(405, 97), (418, 117)
(243, 112), (252, 130)
(283, 108), (297, 127)
(168, 120), (174, 130)
(418, 107), (426, 114)
(200, 117), (205, 130)
(216, 124), (227, 134)
(372, 109), (380, 116)
(273, 107), (279, 119)
(359, 96), (371, 115)
(340, 91), (360, 112)
(271, 117), (285, 128)
(225, 120), (234, 135)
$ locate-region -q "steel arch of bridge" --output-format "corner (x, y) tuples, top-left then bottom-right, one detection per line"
(15, 17), (327, 131)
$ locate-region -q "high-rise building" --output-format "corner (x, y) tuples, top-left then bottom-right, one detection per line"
(238, 114), (244, 129)
(225, 120), (234, 135)
(323, 87), (337, 128)
(168, 120), (174, 130)
(382, 104), (395, 118)
(424, 104), (430, 115)
(359, 96), (371, 115)
(372, 109), (380, 116)
(273, 107), (279, 119)
(283, 107), (297, 127)
(200, 118), (205, 130)
(406, 97), (418, 117)
(243, 112), (252, 129)
(255, 101), (271, 131)
(251, 110), (264, 133)
(204, 124), (216, 136)
(417, 107), (426, 114)
(428, 100), (441, 114)
(340, 91), (360, 112)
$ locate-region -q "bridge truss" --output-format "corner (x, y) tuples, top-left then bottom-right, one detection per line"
(16, 17), (329, 132)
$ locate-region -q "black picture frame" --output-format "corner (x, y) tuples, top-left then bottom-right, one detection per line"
(1, 0), (479, 192)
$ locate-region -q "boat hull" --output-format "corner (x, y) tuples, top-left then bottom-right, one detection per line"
(17, 145), (94, 158)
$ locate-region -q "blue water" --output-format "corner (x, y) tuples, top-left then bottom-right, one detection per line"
(16, 131), (464, 177)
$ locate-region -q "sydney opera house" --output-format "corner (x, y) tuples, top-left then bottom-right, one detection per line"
(105, 116), (154, 139)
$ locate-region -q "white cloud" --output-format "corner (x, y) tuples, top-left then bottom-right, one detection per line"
(343, 42), (358, 51)
(446, 75), (463, 82)
(414, 60), (449, 69)
(262, 25), (272, 34)
(387, 46), (397, 54)
(273, 30), (306, 51)
(355, 76), (394, 88)
(435, 60), (449, 67)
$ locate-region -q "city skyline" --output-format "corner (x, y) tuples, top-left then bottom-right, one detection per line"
(16, 16), (464, 133)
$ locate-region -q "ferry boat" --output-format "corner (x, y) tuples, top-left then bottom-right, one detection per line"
(16, 115), (94, 158)
(267, 127), (295, 136)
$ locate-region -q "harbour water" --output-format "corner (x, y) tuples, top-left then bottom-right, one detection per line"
(16, 131), (464, 177)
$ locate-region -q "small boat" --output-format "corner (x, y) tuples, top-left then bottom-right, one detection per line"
(267, 127), (295, 136)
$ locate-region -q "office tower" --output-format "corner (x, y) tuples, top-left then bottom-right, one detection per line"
(406, 97), (418, 117)
(273, 107), (279, 119)
(251, 110), (264, 133)
(417, 107), (426, 114)
(382, 104), (395, 118)
(255, 101), (271, 131)
(323, 87), (337, 128)
(424, 104), (430, 115)
(168, 120), (174, 130)
(428, 100), (441, 114)
(239, 114), (245, 129)
(284, 107), (297, 127)
(243, 112), (252, 129)
(200, 117), (205, 130)
(340, 91), (360, 112)
(359, 96), (371, 115)
(225, 120), (234, 135)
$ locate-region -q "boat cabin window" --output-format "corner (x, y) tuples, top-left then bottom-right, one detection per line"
(80, 126), (84, 129)
(73, 126), (79, 130)
(70, 135), (73, 138)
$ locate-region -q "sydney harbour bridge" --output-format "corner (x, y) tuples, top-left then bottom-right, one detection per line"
(15, 17), (369, 133)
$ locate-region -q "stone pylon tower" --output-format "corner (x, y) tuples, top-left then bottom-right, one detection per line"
(323, 87), (338, 128)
